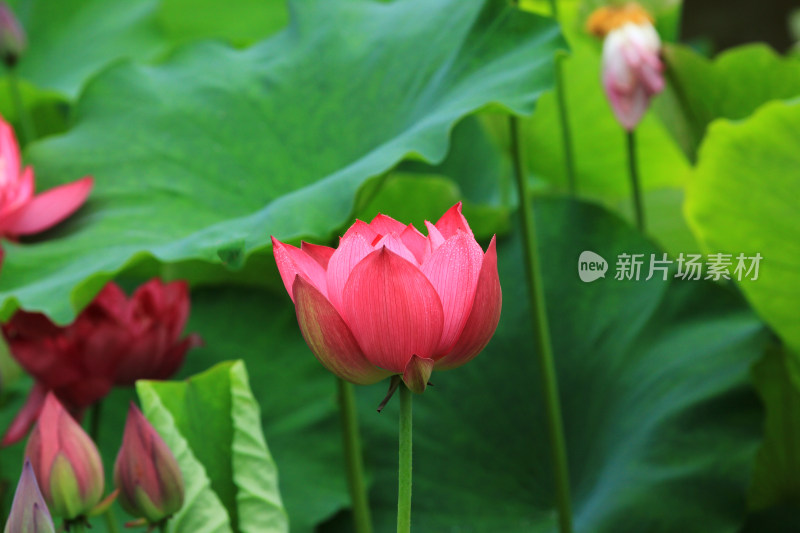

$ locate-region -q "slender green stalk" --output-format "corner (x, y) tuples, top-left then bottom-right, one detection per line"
(626, 130), (645, 232)
(103, 507), (121, 533)
(89, 401), (103, 443)
(6, 69), (35, 144)
(70, 522), (86, 533)
(159, 523), (168, 533)
(545, 0), (577, 195)
(509, 116), (573, 533)
(337, 378), (374, 533)
(396, 384), (412, 533)
(554, 53), (576, 195)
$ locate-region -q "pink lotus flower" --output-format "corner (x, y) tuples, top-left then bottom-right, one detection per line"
(588, 4), (664, 131)
(114, 404), (184, 525)
(272, 203), (501, 393)
(0, 114), (93, 238)
(2, 278), (201, 446)
(25, 393), (105, 520)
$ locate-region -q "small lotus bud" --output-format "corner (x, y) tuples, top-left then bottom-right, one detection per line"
(4, 459), (55, 533)
(0, 2), (26, 68)
(24, 393), (104, 520)
(114, 404), (184, 525)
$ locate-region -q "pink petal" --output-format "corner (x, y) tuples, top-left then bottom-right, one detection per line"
(402, 355), (435, 394)
(0, 116), (21, 185)
(437, 236), (502, 370)
(293, 276), (390, 385)
(272, 237), (329, 301)
(400, 224), (430, 265)
(341, 219), (378, 244)
(342, 247), (444, 373)
(424, 221), (445, 251)
(301, 241), (335, 269)
(373, 233), (418, 265)
(0, 166), (34, 217)
(1, 176), (93, 236)
(434, 202), (473, 239)
(368, 213), (406, 236)
(421, 231), (484, 355)
(2, 382), (47, 446)
(326, 231), (373, 314)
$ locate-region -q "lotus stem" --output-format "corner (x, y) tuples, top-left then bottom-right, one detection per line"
(626, 129), (645, 231)
(337, 378), (373, 533)
(509, 115), (574, 533)
(396, 384), (412, 533)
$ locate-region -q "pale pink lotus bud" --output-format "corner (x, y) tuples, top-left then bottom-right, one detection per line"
(588, 3), (664, 131)
(272, 203), (502, 393)
(114, 404), (184, 525)
(4, 460), (55, 533)
(24, 393), (104, 520)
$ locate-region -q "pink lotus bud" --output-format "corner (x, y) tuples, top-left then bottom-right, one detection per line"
(114, 404), (184, 525)
(4, 460), (55, 533)
(0, 2), (25, 68)
(24, 393), (104, 520)
(272, 203), (502, 393)
(2, 278), (201, 446)
(588, 3), (664, 131)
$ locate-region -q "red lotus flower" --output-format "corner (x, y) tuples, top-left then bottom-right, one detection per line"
(0, 114), (93, 238)
(25, 393), (104, 520)
(272, 203), (501, 393)
(2, 278), (201, 446)
(114, 404), (184, 525)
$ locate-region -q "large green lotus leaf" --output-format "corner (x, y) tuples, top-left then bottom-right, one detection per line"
(657, 44), (800, 160)
(179, 198), (766, 532)
(685, 99), (800, 355)
(137, 361), (289, 533)
(157, 0), (289, 46)
(4, 0), (168, 99)
(0, 0), (564, 324)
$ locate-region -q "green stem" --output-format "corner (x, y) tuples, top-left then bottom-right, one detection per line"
(545, 0), (577, 195)
(626, 130), (645, 232)
(70, 522), (86, 533)
(337, 379), (373, 533)
(89, 401), (102, 443)
(396, 384), (412, 533)
(509, 116), (573, 533)
(6, 69), (35, 144)
(159, 523), (168, 533)
(103, 507), (121, 533)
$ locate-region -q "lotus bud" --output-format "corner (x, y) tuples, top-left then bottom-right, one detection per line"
(24, 393), (104, 520)
(0, 2), (25, 67)
(4, 459), (55, 533)
(114, 404), (184, 525)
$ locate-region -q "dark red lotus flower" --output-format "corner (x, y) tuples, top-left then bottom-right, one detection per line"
(2, 279), (202, 446)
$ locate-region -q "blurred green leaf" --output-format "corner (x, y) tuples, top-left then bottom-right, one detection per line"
(750, 346), (800, 512)
(0, 0), (565, 324)
(157, 0), (289, 46)
(5, 0), (168, 99)
(685, 99), (800, 355)
(658, 43), (800, 160)
(138, 361), (289, 533)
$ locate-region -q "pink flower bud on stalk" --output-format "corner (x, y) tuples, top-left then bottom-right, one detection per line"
(0, 2), (25, 68)
(588, 3), (665, 131)
(114, 404), (184, 526)
(272, 203), (502, 395)
(4, 460), (56, 533)
(24, 393), (105, 522)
